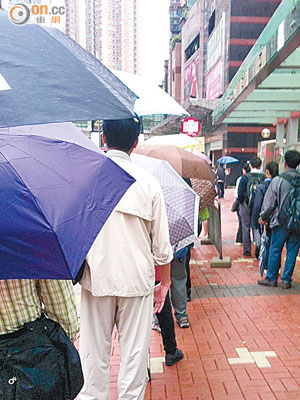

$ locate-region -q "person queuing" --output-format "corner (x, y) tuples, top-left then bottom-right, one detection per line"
(233, 163), (250, 245)
(258, 150), (300, 289)
(78, 118), (173, 400)
(237, 157), (265, 257)
(154, 266), (183, 366)
(0, 279), (80, 398)
(216, 163), (226, 199)
(170, 246), (190, 328)
(251, 161), (279, 229)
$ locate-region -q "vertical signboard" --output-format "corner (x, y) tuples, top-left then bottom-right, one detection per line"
(184, 55), (200, 100)
(206, 12), (226, 99)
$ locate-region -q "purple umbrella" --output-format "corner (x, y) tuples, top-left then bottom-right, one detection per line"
(0, 132), (134, 280)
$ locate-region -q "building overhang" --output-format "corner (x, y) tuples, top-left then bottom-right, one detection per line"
(212, 0), (300, 126)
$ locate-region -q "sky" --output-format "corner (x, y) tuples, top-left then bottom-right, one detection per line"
(79, 0), (170, 86)
(140, 0), (170, 85)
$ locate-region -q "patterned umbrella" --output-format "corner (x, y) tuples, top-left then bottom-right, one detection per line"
(131, 154), (199, 251)
(191, 178), (217, 211)
(134, 145), (216, 182)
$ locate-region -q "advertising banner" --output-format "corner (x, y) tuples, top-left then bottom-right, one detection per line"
(184, 55), (200, 100)
(206, 12), (225, 99)
(206, 58), (223, 99)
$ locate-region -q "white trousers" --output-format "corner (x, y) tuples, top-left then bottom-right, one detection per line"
(78, 289), (153, 400)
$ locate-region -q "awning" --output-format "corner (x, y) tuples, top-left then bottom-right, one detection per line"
(212, 0), (300, 126)
(112, 70), (189, 117)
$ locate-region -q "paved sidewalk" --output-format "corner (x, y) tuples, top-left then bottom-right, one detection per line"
(79, 189), (300, 399)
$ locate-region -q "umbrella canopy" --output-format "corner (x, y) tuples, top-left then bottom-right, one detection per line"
(131, 154), (199, 251)
(0, 122), (100, 153)
(144, 134), (200, 149)
(112, 70), (188, 116)
(0, 132), (134, 280)
(217, 156), (239, 164)
(190, 178), (217, 210)
(144, 134), (212, 164)
(0, 11), (137, 128)
(134, 144), (216, 182)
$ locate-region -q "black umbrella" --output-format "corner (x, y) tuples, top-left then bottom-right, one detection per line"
(0, 11), (137, 127)
(259, 228), (270, 277)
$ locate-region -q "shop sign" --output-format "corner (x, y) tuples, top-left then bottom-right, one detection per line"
(181, 117), (201, 137)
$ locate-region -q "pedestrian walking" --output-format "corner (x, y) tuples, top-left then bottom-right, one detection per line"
(237, 157), (265, 257)
(0, 279), (81, 399)
(78, 118), (173, 400)
(216, 163), (226, 198)
(258, 150), (300, 289)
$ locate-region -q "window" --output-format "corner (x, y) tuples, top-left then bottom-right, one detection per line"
(208, 10), (215, 36)
(184, 34), (199, 61)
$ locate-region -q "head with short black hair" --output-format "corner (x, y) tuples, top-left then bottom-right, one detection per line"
(284, 150), (300, 169)
(250, 157), (262, 169)
(242, 163), (250, 174)
(219, 163), (224, 168)
(102, 118), (141, 153)
(265, 161), (279, 178)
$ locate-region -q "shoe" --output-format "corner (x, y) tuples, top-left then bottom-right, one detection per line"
(243, 251), (251, 257)
(235, 242), (242, 246)
(177, 317), (190, 328)
(280, 281), (292, 289)
(152, 320), (161, 333)
(257, 278), (277, 287)
(165, 349), (183, 366)
(186, 290), (191, 302)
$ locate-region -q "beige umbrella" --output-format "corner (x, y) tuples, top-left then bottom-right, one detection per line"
(134, 144), (216, 182)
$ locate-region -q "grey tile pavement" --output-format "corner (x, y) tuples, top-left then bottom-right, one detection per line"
(192, 283), (300, 298)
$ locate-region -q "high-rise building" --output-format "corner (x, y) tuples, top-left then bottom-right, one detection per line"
(65, 0), (80, 42)
(86, 0), (141, 74)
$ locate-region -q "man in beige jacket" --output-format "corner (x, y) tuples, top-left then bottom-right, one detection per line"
(78, 118), (173, 400)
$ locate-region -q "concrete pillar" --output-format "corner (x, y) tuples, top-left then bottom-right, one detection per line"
(276, 123), (285, 148)
(286, 118), (299, 146)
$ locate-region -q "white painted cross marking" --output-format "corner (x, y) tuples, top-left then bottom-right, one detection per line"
(228, 348), (277, 368)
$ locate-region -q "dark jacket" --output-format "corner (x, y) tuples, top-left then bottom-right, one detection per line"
(216, 166), (225, 182)
(237, 169), (264, 203)
(251, 179), (271, 229)
(260, 169), (300, 229)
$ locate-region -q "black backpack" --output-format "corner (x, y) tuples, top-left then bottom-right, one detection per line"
(246, 172), (264, 208)
(278, 171), (300, 235)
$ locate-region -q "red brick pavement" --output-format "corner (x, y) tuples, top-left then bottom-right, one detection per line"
(83, 189), (300, 399)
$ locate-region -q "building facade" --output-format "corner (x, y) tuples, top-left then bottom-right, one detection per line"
(65, 0), (79, 42)
(85, 0), (142, 74)
(168, 0), (282, 183)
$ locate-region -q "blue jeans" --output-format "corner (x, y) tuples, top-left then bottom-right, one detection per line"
(266, 227), (300, 283)
(170, 257), (188, 321)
